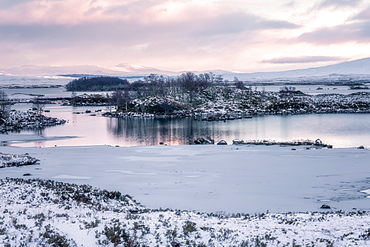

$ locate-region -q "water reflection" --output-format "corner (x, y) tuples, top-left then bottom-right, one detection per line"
(10, 103), (370, 148)
(32, 128), (44, 136)
(107, 117), (262, 145)
(107, 117), (203, 145)
(105, 113), (370, 148)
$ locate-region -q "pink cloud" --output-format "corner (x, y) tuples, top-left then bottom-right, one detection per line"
(262, 56), (345, 64)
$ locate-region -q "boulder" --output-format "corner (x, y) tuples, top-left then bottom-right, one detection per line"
(217, 140), (228, 145)
(232, 139), (245, 145)
(320, 204), (331, 209)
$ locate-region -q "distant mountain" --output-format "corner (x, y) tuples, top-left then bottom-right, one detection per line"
(0, 64), (177, 78)
(231, 57), (370, 81)
(1, 57), (369, 81)
(105, 64), (177, 76)
(1, 64), (137, 77)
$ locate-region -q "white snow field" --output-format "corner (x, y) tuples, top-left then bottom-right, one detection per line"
(1, 134), (370, 246)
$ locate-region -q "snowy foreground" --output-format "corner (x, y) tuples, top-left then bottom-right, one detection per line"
(1, 135), (370, 245)
(1, 178), (370, 246)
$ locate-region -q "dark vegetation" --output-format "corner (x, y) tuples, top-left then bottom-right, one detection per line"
(66, 76), (129, 91)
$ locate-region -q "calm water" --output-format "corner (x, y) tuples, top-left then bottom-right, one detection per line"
(2, 85), (370, 148)
(7, 103), (370, 148)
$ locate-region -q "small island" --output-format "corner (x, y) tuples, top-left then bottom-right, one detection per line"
(63, 74), (370, 118)
(0, 90), (66, 133)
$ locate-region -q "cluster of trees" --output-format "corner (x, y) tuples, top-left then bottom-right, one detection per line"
(67, 73), (228, 114)
(66, 77), (130, 91)
(113, 72), (229, 114)
(126, 72), (222, 103)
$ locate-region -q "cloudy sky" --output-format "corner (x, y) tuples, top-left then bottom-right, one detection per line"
(1, 0), (369, 73)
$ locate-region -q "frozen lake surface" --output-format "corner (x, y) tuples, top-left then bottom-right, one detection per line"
(0, 143), (369, 214)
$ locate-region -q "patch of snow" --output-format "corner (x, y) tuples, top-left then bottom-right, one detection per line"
(52, 174), (91, 180)
(106, 170), (157, 175)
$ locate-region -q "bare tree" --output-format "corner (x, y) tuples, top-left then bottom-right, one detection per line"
(178, 72), (211, 105)
(111, 90), (131, 112)
(32, 97), (46, 116)
(70, 91), (77, 106)
(234, 77), (245, 89)
(0, 90), (11, 124)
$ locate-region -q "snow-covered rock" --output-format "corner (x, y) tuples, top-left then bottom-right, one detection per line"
(0, 153), (38, 168)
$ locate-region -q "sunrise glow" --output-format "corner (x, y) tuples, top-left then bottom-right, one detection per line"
(0, 0), (369, 72)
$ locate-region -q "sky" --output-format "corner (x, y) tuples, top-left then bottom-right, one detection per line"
(0, 0), (370, 73)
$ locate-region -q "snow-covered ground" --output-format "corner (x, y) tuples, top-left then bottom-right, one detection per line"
(2, 178), (370, 246)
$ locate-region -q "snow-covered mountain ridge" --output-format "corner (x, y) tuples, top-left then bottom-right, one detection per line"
(1, 57), (369, 81)
(233, 57), (370, 80)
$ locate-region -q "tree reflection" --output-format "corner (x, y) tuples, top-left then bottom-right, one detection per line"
(107, 117), (218, 145)
(106, 116), (266, 146)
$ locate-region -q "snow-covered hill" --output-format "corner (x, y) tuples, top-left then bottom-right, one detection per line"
(105, 63), (177, 76)
(231, 57), (370, 80)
